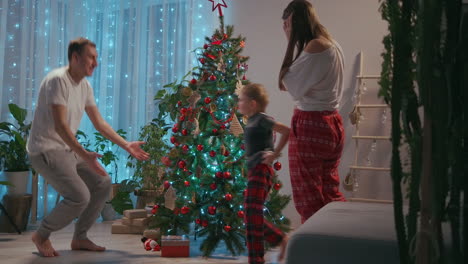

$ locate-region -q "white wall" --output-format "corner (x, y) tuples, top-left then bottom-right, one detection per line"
(227, 0), (390, 228)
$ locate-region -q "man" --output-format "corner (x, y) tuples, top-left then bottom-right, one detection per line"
(27, 37), (149, 257)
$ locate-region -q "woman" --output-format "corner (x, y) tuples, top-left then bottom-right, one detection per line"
(279, 0), (346, 223)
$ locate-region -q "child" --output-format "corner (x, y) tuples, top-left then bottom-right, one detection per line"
(237, 83), (290, 264)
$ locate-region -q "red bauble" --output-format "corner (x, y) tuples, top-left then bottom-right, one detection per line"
(178, 160), (186, 169)
(215, 171), (223, 178)
(172, 126), (179, 133)
(195, 218), (201, 225)
(164, 181), (171, 189)
(223, 33), (228, 39)
(151, 208), (157, 215)
(204, 97), (212, 104)
(203, 44), (209, 49)
(209, 150), (216, 157)
(223, 171), (231, 179)
(180, 107), (187, 115)
(190, 78), (197, 85)
(240, 144), (245, 150)
(210, 183), (217, 190)
(179, 115), (185, 121)
(182, 129), (188, 136)
(273, 161), (282, 171)
(224, 225), (231, 232)
(220, 124), (226, 130)
(196, 144), (204, 151)
(242, 75), (246, 80)
(212, 128), (218, 134)
(208, 206), (216, 215)
(181, 206), (190, 215)
(209, 75), (217, 81)
(184, 181), (190, 187)
(153, 204), (160, 209)
(202, 220), (209, 227)
(173, 208), (180, 215)
(237, 211), (244, 218)
(199, 58), (206, 64)
(225, 193), (233, 201)
(223, 150), (230, 157)
(177, 100), (182, 106)
(274, 183), (282, 190)
(170, 136), (176, 144)
(182, 145), (189, 151)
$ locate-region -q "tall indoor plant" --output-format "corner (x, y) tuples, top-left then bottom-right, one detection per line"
(0, 103), (31, 195)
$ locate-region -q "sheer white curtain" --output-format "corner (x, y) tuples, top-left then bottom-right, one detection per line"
(0, 0), (218, 219)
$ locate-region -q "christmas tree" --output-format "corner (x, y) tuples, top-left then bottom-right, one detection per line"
(148, 3), (291, 257)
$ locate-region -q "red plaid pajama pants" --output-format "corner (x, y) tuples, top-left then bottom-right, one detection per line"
(289, 109), (346, 223)
(245, 163), (284, 264)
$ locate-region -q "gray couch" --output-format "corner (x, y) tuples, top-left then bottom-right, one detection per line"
(285, 201), (399, 264)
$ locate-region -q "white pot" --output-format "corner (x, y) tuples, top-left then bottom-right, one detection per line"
(3, 171), (30, 195)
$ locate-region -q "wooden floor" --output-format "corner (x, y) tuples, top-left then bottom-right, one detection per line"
(0, 221), (281, 264)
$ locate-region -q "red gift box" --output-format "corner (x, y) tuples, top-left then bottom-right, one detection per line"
(161, 235), (190, 257)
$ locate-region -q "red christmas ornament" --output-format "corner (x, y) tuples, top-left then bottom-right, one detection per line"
(199, 58), (206, 64)
(215, 171), (223, 178)
(210, 183), (217, 190)
(209, 150), (216, 157)
(202, 220), (209, 227)
(225, 193), (233, 201)
(170, 136), (176, 144)
(274, 183), (282, 190)
(209, 75), (217, 81)
(242, 75), (246, 80)
(223, 33), (228, 39)
(224, 225), (231, 232)
(208, 206), (216, 215)
(153, 204), (160, 209)
(223, 171), (231, 179)
(240, 144), (245, 150)
(273, 161), (282, 171)
(172, 126), (179, 133)
(177, 100), (182, 106)
(151, 208), (157, 214)
(223, 150), (230, 157)
(237, 211), (244, 218)
(212, 128), (218, 134)
(173, 208), (180, 215)
(180, 107), (187, 115)
(203, 44), (209, 49)
(179, 115), (185, 121)
(184, 181), (190, 187)
(197, 144), (204, 151)
(181, 206), (190, 215)
(182, 145), (189, 151)
(182, 129), (188, 136)
(204, 97), (212, 104)
(190, 78), (197, 85)
(164, 181), (171, 189)
(178, 160), (186, 169)
(196, 218), (201, 225)
(220, 124), (226, 130)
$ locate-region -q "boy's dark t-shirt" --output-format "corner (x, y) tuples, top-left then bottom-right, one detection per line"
(244, 112), (275, 169)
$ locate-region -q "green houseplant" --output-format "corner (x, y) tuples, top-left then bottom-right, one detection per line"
(0, 103), (32, 194)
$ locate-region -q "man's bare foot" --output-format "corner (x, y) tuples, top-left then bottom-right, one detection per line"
(278, 235), (289, 262)
(31, 232), (59, 257)
(71, 239), (106, 251)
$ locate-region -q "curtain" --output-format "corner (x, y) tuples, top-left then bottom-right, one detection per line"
(0, 0), (220, 219)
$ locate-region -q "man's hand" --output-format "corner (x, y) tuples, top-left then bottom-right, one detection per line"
(84, 152), (108, 177)
(125, 141), (150, 161)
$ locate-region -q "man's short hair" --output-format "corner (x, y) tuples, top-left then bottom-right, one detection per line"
(68, 37), (96, 62)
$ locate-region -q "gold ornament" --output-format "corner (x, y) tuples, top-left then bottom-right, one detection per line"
(210, 103), (217, 112)
(230, 114), (244, 136)
(235, 80), (243, 95)
(182, 87), (193, 97)
(348, 106), (362, 125)
(242, 115), (248, 125)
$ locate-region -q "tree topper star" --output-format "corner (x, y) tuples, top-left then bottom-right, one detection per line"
(209, 0), (228, 17)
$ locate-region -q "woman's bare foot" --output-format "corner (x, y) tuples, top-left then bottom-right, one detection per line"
(31, 232), (59, 257)
(278, 235), (289, 262)
(71, 239), (106, 251)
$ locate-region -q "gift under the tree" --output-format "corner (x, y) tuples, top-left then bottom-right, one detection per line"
(161, 235), (190, 257)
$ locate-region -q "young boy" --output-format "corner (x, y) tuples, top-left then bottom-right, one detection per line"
(237, 83), (290, 264)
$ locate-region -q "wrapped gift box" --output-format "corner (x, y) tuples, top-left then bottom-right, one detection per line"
(161, 235), (190, 257)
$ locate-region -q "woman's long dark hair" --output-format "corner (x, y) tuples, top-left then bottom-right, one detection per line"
(278, 0), (331, 90)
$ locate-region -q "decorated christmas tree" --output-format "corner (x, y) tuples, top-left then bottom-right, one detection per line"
(148, 2), (291, 257)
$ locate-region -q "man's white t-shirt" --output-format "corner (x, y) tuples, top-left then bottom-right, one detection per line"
(27, 66), (96, 154)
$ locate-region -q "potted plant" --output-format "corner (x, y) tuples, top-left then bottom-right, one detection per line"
(0, 104), (32, 195)
(127, 118), (169, 208)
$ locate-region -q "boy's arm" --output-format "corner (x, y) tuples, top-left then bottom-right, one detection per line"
(263, 121), (290, 165)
